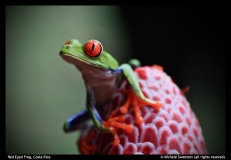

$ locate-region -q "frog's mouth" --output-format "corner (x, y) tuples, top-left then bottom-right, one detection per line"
(59, 52), (91, 66)
(59, 51), (109, 76)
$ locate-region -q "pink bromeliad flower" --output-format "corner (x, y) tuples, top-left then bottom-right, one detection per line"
(77, 65), (207, 154)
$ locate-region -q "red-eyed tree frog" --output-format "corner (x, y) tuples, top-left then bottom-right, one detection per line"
(59, 39), (162, 134)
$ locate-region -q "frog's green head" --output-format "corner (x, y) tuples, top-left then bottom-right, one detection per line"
(59, 39), (119, 70)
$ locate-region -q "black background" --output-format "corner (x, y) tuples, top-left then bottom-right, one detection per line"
(120, 6), (225, 87)
(119, 6), (225, 154)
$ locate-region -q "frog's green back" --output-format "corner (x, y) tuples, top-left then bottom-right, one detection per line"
(102, 51), (119, 70)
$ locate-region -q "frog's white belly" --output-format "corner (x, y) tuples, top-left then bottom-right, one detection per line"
(62, 54), (119, 109)
(77, 62), (118, 109)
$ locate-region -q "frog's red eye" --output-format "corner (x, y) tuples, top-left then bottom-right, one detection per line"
(84, 40), (102, 57)
(65, 40), (70, 45)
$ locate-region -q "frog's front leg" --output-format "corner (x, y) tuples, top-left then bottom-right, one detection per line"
(118, 63), (162, 124)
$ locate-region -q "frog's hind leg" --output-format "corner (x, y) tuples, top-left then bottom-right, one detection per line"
(85, 85), (116, 133)
(63, 109), (90, 133)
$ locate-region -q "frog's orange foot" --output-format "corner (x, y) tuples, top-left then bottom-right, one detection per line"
(78, 133), (98, 154)
(102, 87), (162, 146)
(120, 88), (162, 125)
(102, 112), (133, 146)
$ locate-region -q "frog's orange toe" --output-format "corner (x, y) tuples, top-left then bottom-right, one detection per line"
(124, 125), (133, 134)
(120, 106), (128, 114)
(109, 127), (120, 146)
(119, 95), (130, 114)
(153, 101), (162, 110)
(135, 116), (144, 125)
(112, 138), (120, 146)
